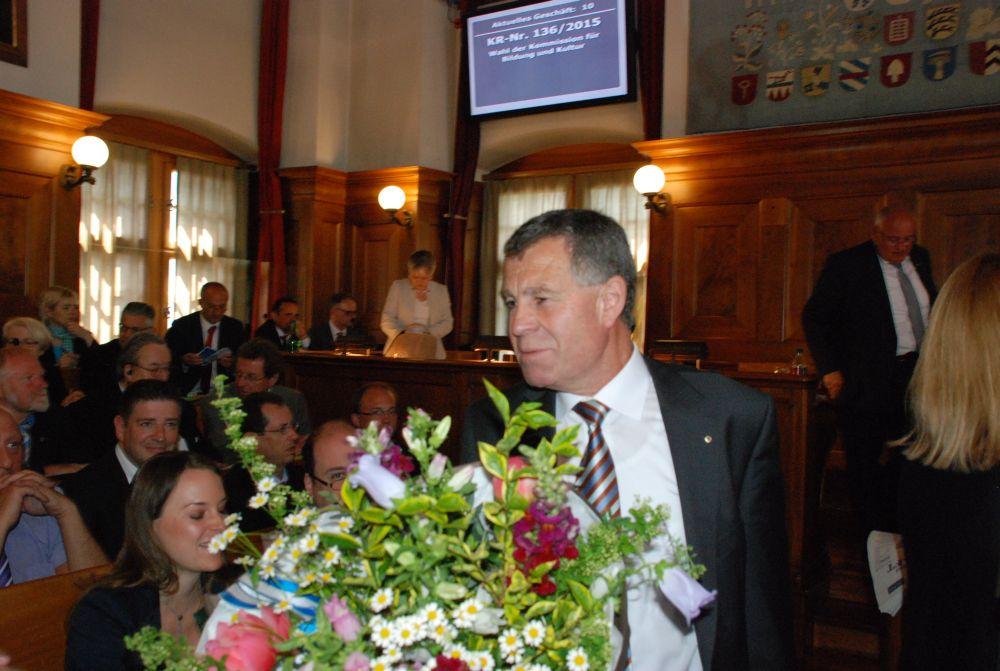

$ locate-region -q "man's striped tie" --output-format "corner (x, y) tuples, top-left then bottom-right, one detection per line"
(574, 400), (621, 519)
(0, 548), (14, 588)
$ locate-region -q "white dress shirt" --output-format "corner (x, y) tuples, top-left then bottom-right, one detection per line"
(115, 445), (140, 484)
(556, 346), (703, 671)
(877, 255), (931, 354)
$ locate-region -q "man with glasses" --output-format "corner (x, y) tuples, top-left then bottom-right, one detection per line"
(80, 302), (155, 395)
(303, 420), (357, 507)
(253, 296), (302, 350)
(223, 392), (305, 532)
(198, 339), (311, 459)
(803, 206), (937, 537)
(307, 293), (367, 350)
(350, 382), (400, 437)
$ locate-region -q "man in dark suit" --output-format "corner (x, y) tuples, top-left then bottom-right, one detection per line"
(61, 380), (183, 559)
(253, 296), (301, 350)
(165, 282), (247, 395)
(461, 209), (792, 671)
(79, 301), (155, 395)
(803, 207), (936, 535)
(306, 293), (367, 350)
(223, 391), (304, 533)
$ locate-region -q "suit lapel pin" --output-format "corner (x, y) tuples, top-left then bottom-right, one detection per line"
(704, 435), (713, 444)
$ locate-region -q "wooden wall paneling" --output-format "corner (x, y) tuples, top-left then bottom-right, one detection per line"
(920, 188), (1000, 288)
(673, 203), (758, 341)
(757, 198), (792, 343)
(353, 222), (399, 341)
(278, 166), (348, 334)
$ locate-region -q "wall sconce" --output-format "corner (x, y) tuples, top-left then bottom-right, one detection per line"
(377, 185), (413, 228)
(61, 135), (110, 189)
(632, 164), (671, 214)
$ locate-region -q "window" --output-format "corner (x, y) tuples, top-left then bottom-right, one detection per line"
(480, 169), (649, 345)
(79, 138), (248, 340)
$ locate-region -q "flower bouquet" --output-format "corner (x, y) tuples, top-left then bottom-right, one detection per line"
(127, 378), (715, 671)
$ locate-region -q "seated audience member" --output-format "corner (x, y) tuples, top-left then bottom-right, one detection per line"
(253, 296), (302, 349)
(302, 420), (357, 506)
(0, 348), (55, 473)
(307, 293), (366, 350)
(0, 407), (107, 586)
(38, 286), (96, 369)
(165, 281), (247, 396)
(3, 316), (73, 407)
(80, 302), (155, 394)
(65, 452), (226, 670)
(223, 392), (303, 532)
(896, 253), (1000, 671)
(381, 250), (453, 359)
(198, 339), (311, 459)
(61, 380), (184, 560)
(46, 332), (201, 472)
(351, 382), (400, 438)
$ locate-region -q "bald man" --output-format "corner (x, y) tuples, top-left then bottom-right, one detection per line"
(302, 421), (358, 507)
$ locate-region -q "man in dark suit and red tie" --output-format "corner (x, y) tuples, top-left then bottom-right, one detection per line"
(803, 207), (937, 536)
(461, 209), (793, 671)
(165, 282), (247, 395)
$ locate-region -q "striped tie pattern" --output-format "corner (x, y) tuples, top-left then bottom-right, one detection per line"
(0, 548), (13, 588)
(574, 400), (621, 519)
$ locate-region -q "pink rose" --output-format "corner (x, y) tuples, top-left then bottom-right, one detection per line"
(205, 606), (291, 671)
(492, 456), (536, 502)
(343, 651), (370, 671)
(323, 594), (362, 642)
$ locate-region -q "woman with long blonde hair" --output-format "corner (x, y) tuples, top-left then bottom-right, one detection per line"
(897, 252), (1000, 670)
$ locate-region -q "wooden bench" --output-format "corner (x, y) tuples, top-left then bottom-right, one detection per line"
(0, 564), (111, 671)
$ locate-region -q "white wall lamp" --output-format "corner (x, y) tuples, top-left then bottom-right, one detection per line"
(61, 135), (110, 190)
(632, 164), (671, 214)
(377, 185), (414, 228)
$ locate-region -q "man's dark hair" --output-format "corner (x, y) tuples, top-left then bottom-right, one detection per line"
(117, 332), (168, 380)
(504, 209), (637, 329)
(270, 296), (298, 314)
(352, 381), (398, 414)
(119, 379), (182, 422)
(236, 338), (284, 379)
(328, 292), (354, 309)
(121, 301), (155, 324)
(242, 391), (287, 434)
(407, 250), (435, 271)
(200, 282), (227, 297)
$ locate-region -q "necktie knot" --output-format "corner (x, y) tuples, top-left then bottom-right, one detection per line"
(572, 399), (619, 518)
(573, 399), (609, 427)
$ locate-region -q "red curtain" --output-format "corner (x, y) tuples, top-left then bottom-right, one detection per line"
(637, 0), (665, 140)
(444, 14), (481, 348)
(251, 0), (290, 329)
(79, 0), (100, 111)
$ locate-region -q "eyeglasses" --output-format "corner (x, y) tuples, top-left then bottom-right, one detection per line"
(119, 324), (153, 335)
(880, 235), (916, 246)
(3, 338), (40, 347)
(235, 372), (267, 383)
(3, 438), (24, 453)
(310, 470), (348, 488)
(333, 307), (358, 316)
(132, 364), (171, 375)
(262, 422), (299, 435)
(358, 407), (398, 418)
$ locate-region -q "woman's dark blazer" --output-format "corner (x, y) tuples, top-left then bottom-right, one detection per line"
(898, 458), (1000, 671)
(65, 584), (160, 671)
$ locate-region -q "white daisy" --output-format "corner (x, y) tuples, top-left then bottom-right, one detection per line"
(370, 617), (395, 648)
(394, 616), (421, 647)
(452, 598), (484, 629)
(248, 493), (269, 509)
(284, 510), (311, 527)
(382, 646), (403, 663)
(257, 476), (278, 493)
(468, 651), (495, 671)
(521, 619), (545, 647)
(336, 517), (355, 533)
(420, 602), (444, 626)
(223, 512), (242, 526)
(565, 647), (589, 671)
(259, 564), (276, 579)
(427, 620), (456, 645)
(274, 598), (292, 614)
(370, 658), (393, 671)
(298, 533), (320, 553)
(498, 628), (523, 658)
(323, 547), (342, 566)
(370, 587), (394, 612)
(208, 534), (228, 554)
(233, 556), (255, 567)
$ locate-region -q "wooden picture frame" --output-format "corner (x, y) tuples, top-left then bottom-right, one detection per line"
(0, 0), (27, 67)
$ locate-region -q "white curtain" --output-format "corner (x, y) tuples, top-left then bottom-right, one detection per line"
(78, 142), (150, 343)
(480, 175), (571, 335)
(169, 157), (248, 326)
(480, 170), (650, 344)
(576, 170), (650, 349)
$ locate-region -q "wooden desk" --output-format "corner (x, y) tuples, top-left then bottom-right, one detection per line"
(283, 353), (823, 658)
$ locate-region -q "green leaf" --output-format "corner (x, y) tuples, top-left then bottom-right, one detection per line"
(435, 492), (469, 513)
(507, 569), (529, 594)
(425, 510), (449, 526)
(567, 580), (595, 611)
(340, 482), (364, 512)
(395, 496), (433, 516)
(479, 443), (507, 480)
(484, 379), (510, 425)
(359, 508), (392, 524)
(503, 604), (522, 626)
(528, 559), (558, 581)
(524, 599), (557, 619)
(434, 582), (469, 601)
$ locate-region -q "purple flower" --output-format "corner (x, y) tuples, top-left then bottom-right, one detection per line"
(349, 454), (406, 509)
(378, 443), (415, 477)
(323, 594), (361, 642)
(658, 567), (717, 626)
(343, 651), (370, 671)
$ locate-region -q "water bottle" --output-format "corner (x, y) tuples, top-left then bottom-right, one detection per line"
(287, 321), (301, 352)
(791, 348), (807, 375)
